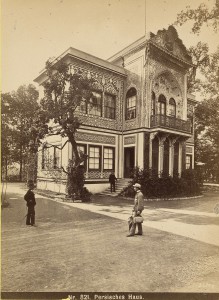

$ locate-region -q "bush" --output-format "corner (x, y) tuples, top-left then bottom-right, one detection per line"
(80, 187), (92, 202)
(121, 168), (201, 199)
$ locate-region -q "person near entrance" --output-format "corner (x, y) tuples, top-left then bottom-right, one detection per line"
(24, 180), (36, 226)
(127, 183), (144, 237)
(109, 171), (117, 193)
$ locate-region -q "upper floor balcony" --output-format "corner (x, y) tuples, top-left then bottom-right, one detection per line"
(150, 114), (192, 134)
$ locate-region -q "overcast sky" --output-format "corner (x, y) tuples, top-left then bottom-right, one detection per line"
(1, 0), (218, 93)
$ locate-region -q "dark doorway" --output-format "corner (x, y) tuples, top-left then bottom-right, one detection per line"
(163, 139), (169, 176)
(173, 141), (179, 176)
(152, 136), (159, 175)
(124, 147), (135, 178)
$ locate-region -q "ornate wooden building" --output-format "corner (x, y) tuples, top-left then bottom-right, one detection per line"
(34, 26), (196, 194)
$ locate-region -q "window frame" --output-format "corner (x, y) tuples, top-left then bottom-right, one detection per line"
(186, 154), (192, 169)
(103, 147), (115, 171)
(125, 88), (137, 120)
(87, 91), (103, 117)
(104, 93), (116, 119)
(42, 147), (50, 170)
(169, 98), (176, 117)
(53, 146), (61, 169)
(158, 94), (166, 116)
(88, 145), (101, 171)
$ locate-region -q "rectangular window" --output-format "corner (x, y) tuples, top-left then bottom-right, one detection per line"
(104, 147), (114, 170)
(42, 147), (50, 169)
(54, 147), (61, 169)
(126, 95), (136, 120)
(89, 146), (101, 170)
(186, 155), (192, 169)
(105, 94), (116, 119)
(88, 91), (102, 116)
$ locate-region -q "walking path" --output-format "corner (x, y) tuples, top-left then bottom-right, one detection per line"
(50, 196), (219, 247)
(7, 184), (219, 247)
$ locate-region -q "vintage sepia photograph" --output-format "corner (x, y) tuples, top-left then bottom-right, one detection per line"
(1, 0), (219, 299)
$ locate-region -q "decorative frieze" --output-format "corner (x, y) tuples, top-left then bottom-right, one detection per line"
(75, 132), (115, 145)
(124, 135), (136, 145)
(89, 171), (101, 179)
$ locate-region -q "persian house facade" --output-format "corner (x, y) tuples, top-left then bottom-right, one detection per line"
(34, 26), (197, 194)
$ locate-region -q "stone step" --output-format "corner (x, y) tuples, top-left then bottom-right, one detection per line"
(98, 178), (132, 197)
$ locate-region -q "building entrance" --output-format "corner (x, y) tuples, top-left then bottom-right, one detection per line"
(124, 147), (135, 178)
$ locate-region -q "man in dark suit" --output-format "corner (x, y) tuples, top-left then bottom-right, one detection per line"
(109, 172), (117, 193)
(24, 180), (36, 226)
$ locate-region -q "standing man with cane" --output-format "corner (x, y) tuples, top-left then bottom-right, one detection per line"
(127, 183), (144, 237)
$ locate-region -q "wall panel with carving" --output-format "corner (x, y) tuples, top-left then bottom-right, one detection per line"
(124, 135), (136, 145)
(68, 59), (125, 131)
(75, 132), (116, 145)
(147, 57), (185, 119)
(124, 70), (142, 131)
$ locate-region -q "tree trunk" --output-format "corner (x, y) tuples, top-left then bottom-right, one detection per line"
(19, 158), (23, 182)
(69, 135), (80, 166)
(19, 143), (23, 181)
(26, 151), (38, 183)
(5, 157), (8, 181)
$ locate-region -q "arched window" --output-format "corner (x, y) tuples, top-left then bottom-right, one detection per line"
(151, 91), (156, 115)
(158, 94), (166, 116)
(169, 98), (176, 117)
(125, 88), (137, 120)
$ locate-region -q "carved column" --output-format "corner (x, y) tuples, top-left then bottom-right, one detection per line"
(149, 133), (157, 169)
(169, 137), (178, 177)
(178, 141), (182, 177)
(158, 135), (168, 176)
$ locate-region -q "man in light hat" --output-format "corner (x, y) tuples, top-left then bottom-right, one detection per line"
(127, 183), (144, 237)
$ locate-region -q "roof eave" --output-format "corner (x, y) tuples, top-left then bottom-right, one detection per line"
(34, 47), (127, 85)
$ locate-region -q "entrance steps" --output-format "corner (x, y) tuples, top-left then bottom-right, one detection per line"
(98, 178), (132, 197)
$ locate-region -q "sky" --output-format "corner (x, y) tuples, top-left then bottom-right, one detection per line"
(1, 0), (218, 93)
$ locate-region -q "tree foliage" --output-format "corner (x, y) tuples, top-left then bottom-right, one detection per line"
(1, 93), (14, 179)
(187, 42), (209, 92)
(175, 0), (219, 33)
(175, 0), (219, 182)
(192, 47), (219, 181)
(40, 60), (93, 167)
(1, 84), (48, 181)
(40, 60), (94, 198)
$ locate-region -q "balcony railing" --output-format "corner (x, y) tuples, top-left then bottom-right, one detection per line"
(150, 114), (192, 133)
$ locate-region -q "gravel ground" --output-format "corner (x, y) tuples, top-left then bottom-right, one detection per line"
(1, 183), (219, 294)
